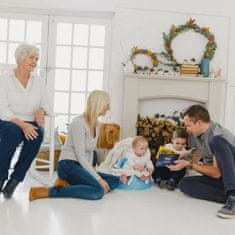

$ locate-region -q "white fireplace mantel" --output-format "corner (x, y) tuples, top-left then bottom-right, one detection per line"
(122, 72), (226, 138)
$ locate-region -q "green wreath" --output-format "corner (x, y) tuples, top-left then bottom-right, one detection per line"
(161, 18), (217, 65)
(130, 47), (159, 72)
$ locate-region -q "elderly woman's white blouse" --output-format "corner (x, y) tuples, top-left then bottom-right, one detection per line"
(0, 71), (52, 121)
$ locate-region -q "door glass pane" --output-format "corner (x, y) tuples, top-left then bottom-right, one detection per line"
(73, 24), (89, 46)
(9, 20), (25, 42)
(87, 71), (103, 91)
(0, 43), (7, 63)
(26, 21), (42, 43)
(36, 68), (42, 77)
(55, 115), (69, 133)
(89, 48), (104, 69)
(54, 69), (70, 91)
(72, 70), (86, 91)
(56, 46), (71, 68)
(70, 93), (85, 114)
(57, 23), (72, 45)
(0, 19), (8, 40)
(8, 43), (19, 64)
(54, 92), (69, 113)
(90, 25), (105, 46)
(72, 47), (87, 69)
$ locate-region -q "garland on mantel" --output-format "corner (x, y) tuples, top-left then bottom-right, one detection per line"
(130, 47), (159, 72)
(161, 18), (217, 65)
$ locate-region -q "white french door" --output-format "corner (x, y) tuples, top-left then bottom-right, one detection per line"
(47, 16), (111, 132)
(0, 12), (111, 133)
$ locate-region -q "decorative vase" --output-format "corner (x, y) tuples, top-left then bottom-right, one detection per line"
(200, 58), (210, 77)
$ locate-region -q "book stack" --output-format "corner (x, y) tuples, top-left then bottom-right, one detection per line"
(180, 64), (199, 77)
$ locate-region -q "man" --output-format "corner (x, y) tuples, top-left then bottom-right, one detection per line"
(169, 105), (235, 219)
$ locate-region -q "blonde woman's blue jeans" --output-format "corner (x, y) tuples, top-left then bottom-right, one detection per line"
(49, 160), (119, 200)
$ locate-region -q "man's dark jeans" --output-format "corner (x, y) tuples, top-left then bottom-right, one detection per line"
(179, 135), (235, 203)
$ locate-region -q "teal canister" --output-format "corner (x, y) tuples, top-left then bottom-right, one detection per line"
(200, 58), (210, 77)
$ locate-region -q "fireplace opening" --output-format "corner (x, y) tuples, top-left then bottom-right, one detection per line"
(136, 111), (185, 160)
(122, 73), (226, 139)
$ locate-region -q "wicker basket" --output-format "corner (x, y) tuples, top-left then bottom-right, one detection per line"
(35, 150), (61, 171)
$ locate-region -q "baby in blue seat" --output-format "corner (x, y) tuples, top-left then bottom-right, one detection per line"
(116, 136), (154, 185)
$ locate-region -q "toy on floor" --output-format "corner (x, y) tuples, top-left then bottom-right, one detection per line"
(116, 157), (153, 190)
(97, 123), (120, 149)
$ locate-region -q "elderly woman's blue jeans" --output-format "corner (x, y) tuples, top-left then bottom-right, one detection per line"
(179, 135), (235, 203)
(0, 120), (44, 182)
(49, 160), (119, 200)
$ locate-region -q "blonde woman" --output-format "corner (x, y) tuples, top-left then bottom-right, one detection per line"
(29, 90), (119, 200)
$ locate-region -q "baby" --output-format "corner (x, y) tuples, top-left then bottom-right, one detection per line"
(153, 128), (190, 190)
(120, 136), (154, 185)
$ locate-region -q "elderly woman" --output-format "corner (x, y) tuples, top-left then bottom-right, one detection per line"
(0, 43), (51, 198)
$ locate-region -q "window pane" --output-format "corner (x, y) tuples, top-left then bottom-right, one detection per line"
(90, 25), (105, 46)
(26, 21), (42, 43)
(73, 24), (89, 46)
(9, 20), (25, 42)
(36, 68), (43, 77)
(87, 71), (103, 91)
(57, 23), (72, 45)
(72, 70), (86, 91)
(0, 19), (8, 40)
(69, 115), (77, 123)
(70, 93), (85, 114)
(55, 115), (69, 133)
(54, 92), (69, 113)
(89, 48), (104, 69)
(55, 69), (71, 91)
(72, 47), (87, 69)
(0, 42), (7, 63)
(8, 43), (19, 64)
(56, 46), (71, 68)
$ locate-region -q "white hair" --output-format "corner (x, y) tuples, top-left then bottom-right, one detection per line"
(15, 43), (39, 64)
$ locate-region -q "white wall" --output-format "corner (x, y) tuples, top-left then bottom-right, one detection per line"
(1, 0), (235, 129)
(109, 8), (230, 123)
(0, 0), (234, 15)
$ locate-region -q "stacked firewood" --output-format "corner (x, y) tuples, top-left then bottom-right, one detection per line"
(136, 113), (184, 161)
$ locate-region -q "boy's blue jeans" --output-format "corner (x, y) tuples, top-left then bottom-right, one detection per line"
(0, 120), (44, 182)
(50, 160), (119, 200)
(179, 135), (235, 203)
